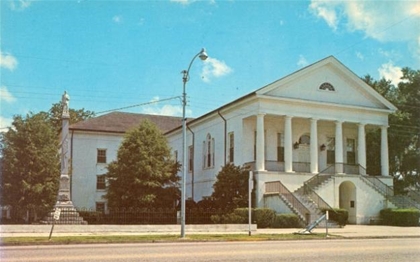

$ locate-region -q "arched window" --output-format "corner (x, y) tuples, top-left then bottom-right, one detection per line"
(203, 134), (214, 169)
(319, 82), (335, 91)
(299, 134), (310, 145)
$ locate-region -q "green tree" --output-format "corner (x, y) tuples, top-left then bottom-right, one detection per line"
(363, 68), (419, 190)
(47, 102), (95, 134)
(211, 163), (249, 210)
(0, 112), (60, 223)
(105, 119), (179, 209)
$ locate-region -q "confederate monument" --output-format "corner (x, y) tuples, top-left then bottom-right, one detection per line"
(43, 91), (86, 224)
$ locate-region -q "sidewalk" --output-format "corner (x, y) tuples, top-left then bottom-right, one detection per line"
(1, 224), (420, 238)
(258, 225), (420, 238)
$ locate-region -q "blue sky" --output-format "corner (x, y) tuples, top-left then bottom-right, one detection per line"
(1, 0), (419, 129)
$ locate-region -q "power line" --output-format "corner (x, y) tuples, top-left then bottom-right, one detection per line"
(95, 96), (180, 115)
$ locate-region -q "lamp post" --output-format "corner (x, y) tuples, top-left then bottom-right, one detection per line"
(181, 48), (208, 238)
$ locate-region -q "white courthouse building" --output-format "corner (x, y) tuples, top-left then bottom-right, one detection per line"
(70, 56), (417, 224)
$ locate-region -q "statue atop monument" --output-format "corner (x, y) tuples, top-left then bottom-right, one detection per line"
(62, 91), (70, 116)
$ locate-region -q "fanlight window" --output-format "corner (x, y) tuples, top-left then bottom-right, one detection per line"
(319, 82), (335, 91)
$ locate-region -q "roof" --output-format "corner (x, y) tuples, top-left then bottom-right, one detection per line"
(166, 56), (397, 135)
(70, 112), (184, 134)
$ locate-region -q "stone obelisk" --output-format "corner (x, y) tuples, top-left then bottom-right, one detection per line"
(44, 91), (86, 224)
(56, 91), (73, 207)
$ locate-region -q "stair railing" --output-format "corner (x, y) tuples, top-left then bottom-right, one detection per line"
(266, 181), (310, 223)
(360, 175), (394, 197)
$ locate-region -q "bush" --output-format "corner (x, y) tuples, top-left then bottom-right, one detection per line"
(253, 208), (276, 228)
(211, 208), (276, 228)
(272, 214), (302, 228)
(322, 208), (348, 227)
(380, 208), (420, 226)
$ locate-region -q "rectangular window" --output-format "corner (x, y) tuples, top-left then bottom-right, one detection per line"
(327, 137), (335, 164)
(174, 150), (178, 162)
(277, 133), (284, 162)
(188, 146), (193, 172)
(96, 202), (105, 213)
(228, 132), (234, 163)
(97, 149), (107, 163)
(96, 175), (106, 190)
(347, 138), (356, 164)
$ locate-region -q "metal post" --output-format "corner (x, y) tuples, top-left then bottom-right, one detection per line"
(248, 171), (253, 236)
(181, 76), (187, 238)
(180, 48), (208, 238)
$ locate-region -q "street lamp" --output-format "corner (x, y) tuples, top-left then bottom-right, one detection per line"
(181, 48), (208, 238)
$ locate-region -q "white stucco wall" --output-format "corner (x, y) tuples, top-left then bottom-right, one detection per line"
(71, 131), (123, 210)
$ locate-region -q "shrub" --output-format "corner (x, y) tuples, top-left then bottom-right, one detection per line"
(380, 208), (420, 226)
(253, 208), (276, 228)
(272, 214), (302, 228)
(211, 208), (276, 228)
(322, 208), (348, 227)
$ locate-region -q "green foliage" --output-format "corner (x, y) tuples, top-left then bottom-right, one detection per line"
(380, 208), (420, 226)
(362, 69), (419, 189)
(47, 102), (95, 134)
(322, 208), (348, 226)
(272, 214), (302, 228)
(211, 163), (250, 210)
(210, 208), (276, 228)
(105, 119), (180, 209)
(0, 113), (60, 222)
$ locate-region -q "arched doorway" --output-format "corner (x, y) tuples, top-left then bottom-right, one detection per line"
(339, 181), (356, 224)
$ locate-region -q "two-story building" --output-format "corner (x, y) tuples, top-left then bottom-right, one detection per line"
(70, 56), (417, 224)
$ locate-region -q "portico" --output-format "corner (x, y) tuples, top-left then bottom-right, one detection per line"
(250, 114), (389, 176)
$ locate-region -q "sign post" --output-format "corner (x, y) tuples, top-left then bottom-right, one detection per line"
(248, 171), (253, 236)
(49, 208), (61, 241)
(325, 210), (329, 238)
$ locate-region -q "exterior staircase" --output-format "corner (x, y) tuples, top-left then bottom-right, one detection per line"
(265, 175), (339, 228)
(360, 176), (420, 210)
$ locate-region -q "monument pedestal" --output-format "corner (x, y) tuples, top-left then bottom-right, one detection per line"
(42, 91), (86, 225)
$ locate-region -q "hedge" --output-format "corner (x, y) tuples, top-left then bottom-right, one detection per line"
(272, 214), (303, 228)
(211, 208), (276, 228)
(380, 208), (420, 226)
(321, 208), (348, 227)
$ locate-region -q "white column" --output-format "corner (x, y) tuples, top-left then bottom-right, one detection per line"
(284, 116), (293, 173)
(357, 123), (366, 170)
(335, 120), (344, 174)
(310, 118), (318, 174)
(381, 125), (390, 176)
(256, 113), (265, 171)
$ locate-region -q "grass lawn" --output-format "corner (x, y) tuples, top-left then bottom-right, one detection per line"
(1, 233), (338, 246)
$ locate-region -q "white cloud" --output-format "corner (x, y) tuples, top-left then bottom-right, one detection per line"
(201, 57), (232, 83)
(0, 51), (18, 71)
(141, 96), (191, 117)
(10, 0), (32, 11)
(0, 116), (13, 130)
(112, 15), (122, 23)
(170, 0), (195, 5)
(309, 0), (420, 61)
(356, 51), (364, 60)
(0, 86), (16, 103)
(309, 1), (339, 30)
(378, 62), (403, 86)
(297, 55), (309, 67)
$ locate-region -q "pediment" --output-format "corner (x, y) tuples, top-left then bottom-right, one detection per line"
(257, 57), (396, 111)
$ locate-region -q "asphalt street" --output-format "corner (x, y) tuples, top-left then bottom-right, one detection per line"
(2, 238), (420, 262)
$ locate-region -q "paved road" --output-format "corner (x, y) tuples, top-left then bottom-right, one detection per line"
(2, 238), (419, 262)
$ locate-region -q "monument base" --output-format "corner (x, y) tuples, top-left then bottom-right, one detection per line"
(42, 202), (87, 225)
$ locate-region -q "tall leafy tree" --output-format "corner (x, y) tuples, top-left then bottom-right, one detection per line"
(105, 119), (179, 209)
(363, 68), (420, 191)
(1, 112), (59, 222)
(47, 102), (95, 134)
(211, 163), (249, 210)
